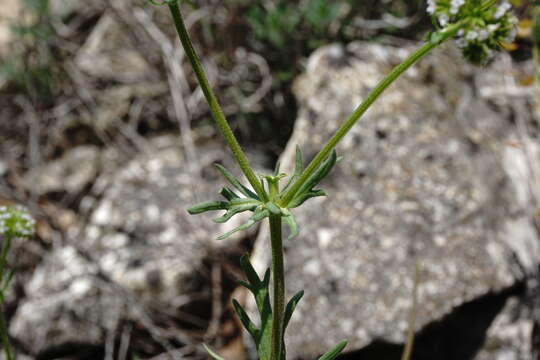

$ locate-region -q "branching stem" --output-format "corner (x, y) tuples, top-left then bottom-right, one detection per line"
(167, 2), (267, 201)
(280, 23), (462, 206)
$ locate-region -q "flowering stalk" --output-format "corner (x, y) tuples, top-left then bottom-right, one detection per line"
(154, 1), (518, 359)
(280, 23), (462, 207)
(167, 1), (267, 201)
(0, 205), (35, 360)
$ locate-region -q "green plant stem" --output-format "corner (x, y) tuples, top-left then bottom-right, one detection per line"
(0, 236), (12, 281)
(0, 236), (13, 360)
(269, 214), (285, 360)
(0, 305), (13, 360)
(167, 2), (267, 201)
(280, 24), (462, 207)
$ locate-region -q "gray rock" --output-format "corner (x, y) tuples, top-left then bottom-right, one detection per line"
(23, 145), (100, 196)
(251, 42), (538, 359)
(475, 298), (533, 360)
(11, 136), (257, 351)
(76, 13), (152, 83)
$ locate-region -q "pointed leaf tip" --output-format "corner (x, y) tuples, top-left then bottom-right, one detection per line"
(202, 344), (227, 360)
(232, 299), (259, 338)
(318, 340), (348, 360)
(283, 289), (304, 331)
(187, 201), (229, 215)
(214, 163), (259, 200)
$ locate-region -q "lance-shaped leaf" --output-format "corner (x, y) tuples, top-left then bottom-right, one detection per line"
(237, 255), (273, 360)
(202, 344), (227, 360)
(318, 340), (348, 360)
(283, 145), (304, 192)
(187, 201), (229, 215)
(295, 150), (338, 197)
(213, 203), (259, 223)
(216, 208), (270, 240)
(273, 160), (281, 177)
(288, 189), (327, 209)
(282, 209), (299, 239)
(232, 299), (259, 338)
(280, 290), (304, 360)
(215, 164), (260, 200)
(220, 187), (240, 201)
(283, 290), (304, 331)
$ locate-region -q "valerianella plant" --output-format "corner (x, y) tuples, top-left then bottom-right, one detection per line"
(0, 205), (35, 360)
(148, 1), (517, 359)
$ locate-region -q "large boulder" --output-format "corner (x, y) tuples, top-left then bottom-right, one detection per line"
(10, 136), (258, 351)
(251, 42), (538, 359)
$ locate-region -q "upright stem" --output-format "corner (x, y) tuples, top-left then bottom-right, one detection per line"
(280, 24), (462, 206)
(269, 215), (285, 360)
(167, 2), (267, 201)
(0, 236), (13, 360)
(0, 306), (13, 360)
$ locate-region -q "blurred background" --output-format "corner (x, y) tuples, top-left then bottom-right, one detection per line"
(0, 0), (538, 359)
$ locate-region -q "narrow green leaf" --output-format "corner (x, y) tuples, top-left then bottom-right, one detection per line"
(220, 187), (240, 201)
(237, 255), (273, 360)
(187, 201), (229, 214)
(232, 299), (259, 338)
(283, 290), (304, 331)
(215, 164), (259, 200)
(318, 340), (348, 360)
(1, 270), (14, 292)
(293, 150), (337, 200)
(230, 198), (260, 206)
(273, 161), (281, 176)
(202, 344), (227, 360)
(288, 189), (327, 209)
(295, 145), (304, 175)
(262, 268), (270, 287)
(240, 254), (262, 288)
(238, 280), (252, 291)
(282, 145), (304, 192)
(213, 204), (258, 223)
(283, 209), (300, 240)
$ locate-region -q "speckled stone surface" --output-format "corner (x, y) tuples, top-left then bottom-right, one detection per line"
(11, 136), (256, 350)
(251, 42), (538, 359)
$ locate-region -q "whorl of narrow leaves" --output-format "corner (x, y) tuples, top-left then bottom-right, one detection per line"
(187, 146), (340, 240)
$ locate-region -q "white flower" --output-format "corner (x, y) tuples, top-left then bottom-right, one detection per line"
(450, 0), (465, 15)
(505, 28), (517, 43)
(427, 0), (437, 15)
(478, 29), (490, 41)
(494, 1), (511, 19)
(466, 30), (478, 41)
(487, 24), (500, 33)
(438, 14), (449, 27)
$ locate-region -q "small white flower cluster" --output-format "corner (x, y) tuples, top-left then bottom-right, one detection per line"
(494, 1), (512, 19)
(426, 0), (517, 65)
(0, 205), (35, 238)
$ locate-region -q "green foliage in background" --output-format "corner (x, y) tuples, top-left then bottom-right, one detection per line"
(1, 0), (55, 103)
